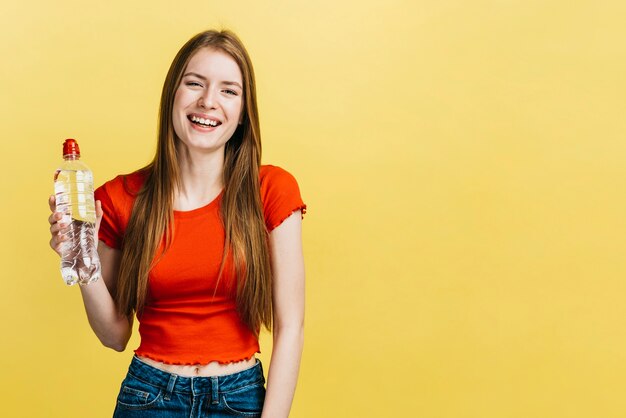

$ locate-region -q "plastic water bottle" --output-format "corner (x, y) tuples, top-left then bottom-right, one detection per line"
(54, 138), (101, 286)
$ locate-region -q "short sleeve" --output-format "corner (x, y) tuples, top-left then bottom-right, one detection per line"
(94, 180), (123, 249)
(260, 165), (307, 232)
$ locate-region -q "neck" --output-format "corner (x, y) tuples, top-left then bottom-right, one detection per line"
(174, 145), (225, 210)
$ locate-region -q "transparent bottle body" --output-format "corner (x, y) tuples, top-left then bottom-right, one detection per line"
(54, 158), (101, 285)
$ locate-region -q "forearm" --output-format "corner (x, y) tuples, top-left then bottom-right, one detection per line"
(261, 326), (304, 418)
(79, 278), (131, 351)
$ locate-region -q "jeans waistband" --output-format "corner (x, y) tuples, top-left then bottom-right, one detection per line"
(127, 355), (265, 395)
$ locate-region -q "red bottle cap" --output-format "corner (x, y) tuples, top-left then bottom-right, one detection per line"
(63, 138), (80, 157)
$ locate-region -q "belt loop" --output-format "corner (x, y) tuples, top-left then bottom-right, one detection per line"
(211, 376), (219, 404)
(164, 374), (177, 401)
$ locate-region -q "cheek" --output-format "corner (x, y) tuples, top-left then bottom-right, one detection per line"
(172, 89), (192, 116)
(173, 88), (187, 110)
(227, 98), (244, 121)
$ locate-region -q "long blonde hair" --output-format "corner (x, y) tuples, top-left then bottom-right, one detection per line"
(115, 30), (272, 336)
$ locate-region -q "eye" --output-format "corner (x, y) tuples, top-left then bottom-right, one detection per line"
(223, 89), (238, 96)
(186, 81), (203, 87)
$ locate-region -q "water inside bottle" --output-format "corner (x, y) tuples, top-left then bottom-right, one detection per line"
(55, 168), (101, 285)
(54, 169), (96, 223)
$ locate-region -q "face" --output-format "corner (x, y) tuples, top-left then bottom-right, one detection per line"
(172, 47), (244, 155)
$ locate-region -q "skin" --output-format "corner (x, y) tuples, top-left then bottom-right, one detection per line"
(48, 47), (305, 418)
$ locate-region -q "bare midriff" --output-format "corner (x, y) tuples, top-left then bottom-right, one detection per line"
(136, 355), (257, 377)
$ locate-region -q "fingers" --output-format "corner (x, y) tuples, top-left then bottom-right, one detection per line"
(48, 211), (63, 225)
(49, 219), (68, 234)
(49, 236), (67, 254)
(48, 194), (67, 255)
(95, 200), (103, 219)
(48, 194), (64, 225)
(93, 200), (103, 246)
(49, 222), (69, 254)
(95, 200), (103, 232)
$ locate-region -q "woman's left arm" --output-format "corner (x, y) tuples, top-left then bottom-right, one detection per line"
(261, 210), (305, 418)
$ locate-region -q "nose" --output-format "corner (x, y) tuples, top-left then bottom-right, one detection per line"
(198, 87), (217, 109)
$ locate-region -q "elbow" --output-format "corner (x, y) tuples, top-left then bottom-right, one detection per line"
(100, 335), (129, 352)
(109, 343), (127, 353)
(97, 317), (132, 352)
(104, 341), (127, 352)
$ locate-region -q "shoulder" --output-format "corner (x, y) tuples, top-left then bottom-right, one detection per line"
(259, 164), (300, 192)
(259, 164), (307, 232)
(94, 168), (148, 221)
(95, 169), (148, 202)
(94, 169), (148, 248)
(259, 164), (303, 205)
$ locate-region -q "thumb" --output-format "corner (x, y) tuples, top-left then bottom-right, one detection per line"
(95, 200), (103, 232)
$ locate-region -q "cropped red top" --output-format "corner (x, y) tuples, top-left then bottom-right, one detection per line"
(94, 165), (306, 365)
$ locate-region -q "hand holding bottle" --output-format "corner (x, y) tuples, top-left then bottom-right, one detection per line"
(48, 196), (103, 257)
(51, 139), (103, 286)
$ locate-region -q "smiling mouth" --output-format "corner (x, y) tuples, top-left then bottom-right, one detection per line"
(188, 115), (222, 128)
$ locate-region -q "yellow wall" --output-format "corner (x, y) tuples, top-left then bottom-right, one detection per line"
(1, 1), (625, 416)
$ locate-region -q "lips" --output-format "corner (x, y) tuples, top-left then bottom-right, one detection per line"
(187, 114), (223, 128)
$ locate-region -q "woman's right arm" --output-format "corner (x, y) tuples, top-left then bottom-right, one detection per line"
(48, 196), (133, 352)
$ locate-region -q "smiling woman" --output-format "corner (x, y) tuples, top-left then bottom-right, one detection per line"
(47, 29), (307, 418)
(172, 49), (243, 154)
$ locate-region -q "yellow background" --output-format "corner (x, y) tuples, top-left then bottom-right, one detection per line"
(1, 1), (625, 417)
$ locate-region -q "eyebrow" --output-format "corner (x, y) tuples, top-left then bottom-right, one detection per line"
(183, 72), (243, 90)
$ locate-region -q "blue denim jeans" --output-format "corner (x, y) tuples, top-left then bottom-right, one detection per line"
(113, 356), (266, 417)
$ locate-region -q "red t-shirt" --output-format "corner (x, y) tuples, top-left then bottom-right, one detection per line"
(94, 165), (306, 365)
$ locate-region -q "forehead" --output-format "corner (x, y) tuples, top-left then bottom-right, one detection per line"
(184, 47), (242, 83)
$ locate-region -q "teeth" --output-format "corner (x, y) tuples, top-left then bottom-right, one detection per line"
(191, 115), (218, 127)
